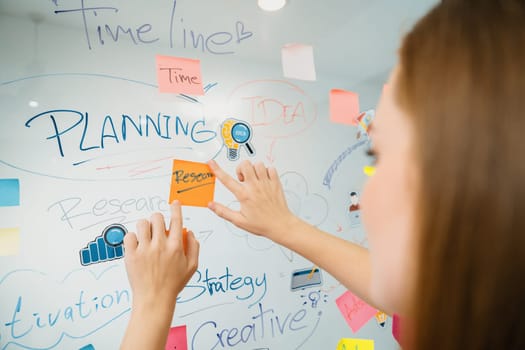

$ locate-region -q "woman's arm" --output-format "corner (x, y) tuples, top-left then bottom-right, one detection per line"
(208, 160), (378, 309)
(121, 201), (199, 350)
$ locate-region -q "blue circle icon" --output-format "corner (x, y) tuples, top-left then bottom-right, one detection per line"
(231, 123), (251, 143)
(103, 224), (127, 246)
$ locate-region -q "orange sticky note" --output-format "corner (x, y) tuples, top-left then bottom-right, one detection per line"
(156, 55), (204, 95)
(330, 89), (360, 125)
(169, 160), (215, 207)
(165, 325), (188, 350)
(182, 228), (188, 252)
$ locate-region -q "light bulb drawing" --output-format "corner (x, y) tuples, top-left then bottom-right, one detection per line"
(375, 310), (388, 328)
(300, 289), (328, 309)
(308, 290), (321, 308)
(221, 118), (255, 161)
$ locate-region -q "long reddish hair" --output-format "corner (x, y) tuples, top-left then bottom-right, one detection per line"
(396, 1), (525, 349)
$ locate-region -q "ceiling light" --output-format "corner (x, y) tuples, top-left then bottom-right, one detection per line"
(258, 0), (286, 12)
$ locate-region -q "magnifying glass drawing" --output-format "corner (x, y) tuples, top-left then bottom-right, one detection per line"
(231, 122), (255, 156)
(103, 224), (127, 247)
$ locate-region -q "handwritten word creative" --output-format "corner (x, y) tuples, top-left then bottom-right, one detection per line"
(191, 303), (315, 349)
(169, 160), (215, 207)
(156, 55), (204, 95)
(53, 0), (253, 53)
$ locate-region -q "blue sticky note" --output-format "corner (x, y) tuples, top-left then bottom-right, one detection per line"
(0, 179), (20, 207)
(79, 345), (95, 350)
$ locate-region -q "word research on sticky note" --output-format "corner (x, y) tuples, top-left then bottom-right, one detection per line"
(169, 159), (215, 207)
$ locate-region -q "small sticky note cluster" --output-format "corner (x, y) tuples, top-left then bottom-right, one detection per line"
(0, 179), (20, 256)
(154, 48), (374, 134)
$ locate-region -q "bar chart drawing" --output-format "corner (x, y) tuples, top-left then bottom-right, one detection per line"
(79, 224), (127, 266)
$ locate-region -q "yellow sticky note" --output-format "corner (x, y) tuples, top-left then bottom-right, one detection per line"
(363, 166), (376, 177)
(336, 338), (374, 350)
(0, 227), (20, 256)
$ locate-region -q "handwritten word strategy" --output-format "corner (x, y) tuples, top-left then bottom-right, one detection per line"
(53, 0), (254, 53)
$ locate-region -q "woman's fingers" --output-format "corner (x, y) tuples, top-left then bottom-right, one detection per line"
(168, 201), (183, 246)
(150, 212), (167, 245)
(208, 201), (245, 228)
(136, 219), (151, 246)
(254, 162), (270, 181)
(237, 160), (257, 183)
(185, 230), (200, 272)
(209, 160), (243, 196)
(268, 166), (279, 182)
(123, 231), (138, 254)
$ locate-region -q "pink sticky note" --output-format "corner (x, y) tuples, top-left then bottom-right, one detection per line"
(336, 291), (377, 333)
(330, 89), (360, 125)
(392, 314), (402, 344)
(156, 55), (204, 95)
(281, 43), (317, 81)
(165, 325), (188, 350)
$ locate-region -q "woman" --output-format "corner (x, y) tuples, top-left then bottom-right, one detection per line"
(121, 1), (525, 349)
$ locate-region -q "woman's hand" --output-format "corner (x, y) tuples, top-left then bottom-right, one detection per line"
(121, 201), (199, 350)
(208, 160), (298, 242)
(124, 200), (199, 310)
